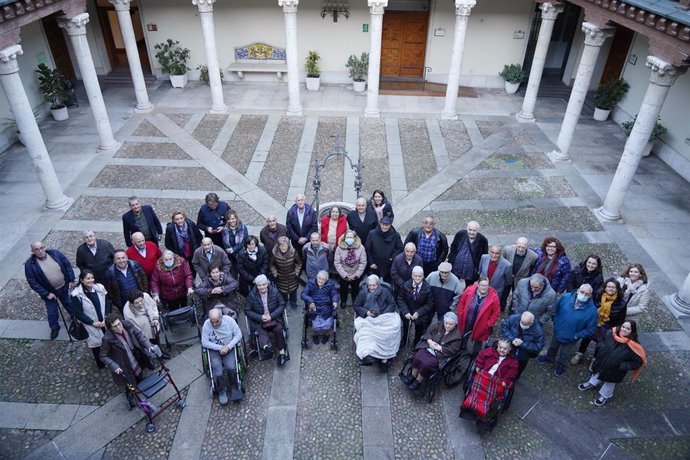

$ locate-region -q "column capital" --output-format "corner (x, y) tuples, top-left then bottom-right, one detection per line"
(646, 55), (685, 87)
(455, 0), (476, 16)
(0, 45), (23, 75)
(192, 0), (216, 13)
(540, 2), (564, 20)
(57, 13), (90, 36)
(278, 0), (298, 13)
(368, 0), (388, 14)
(109, 0), (131, 12)
(581, 22), (615, 47)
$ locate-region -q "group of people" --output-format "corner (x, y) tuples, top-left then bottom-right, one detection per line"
(24, 190), (648, 410)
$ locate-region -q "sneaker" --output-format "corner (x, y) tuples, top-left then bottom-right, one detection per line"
(570, 353), (583, 365)
(594, 395), (609, 407)
(578, 382), (595, 391)
(50, 328), (59, 340)
(537, 355), (553, 364)
(218, 390), (228, 406)
(555, 364), (566, 377)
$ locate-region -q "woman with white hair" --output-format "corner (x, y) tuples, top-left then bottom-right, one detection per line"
(400, 312), (464, 397)
(301, 270), (339, 345)
(353, 274), (401, 372)
(245, 274), (289, 366)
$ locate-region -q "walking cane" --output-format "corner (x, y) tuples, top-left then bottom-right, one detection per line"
(57, 303), (74, 342)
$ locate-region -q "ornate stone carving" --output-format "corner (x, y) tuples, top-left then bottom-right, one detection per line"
(57, 12), (90, 35)
(455, 0), (476, 16)
(192, 0), (215, 13)
(646, 55), (684, 87)
(0, 44), (23, 74)
(541, 2), (564, 21)
(109, 0), (131, 12)
(581, 22), (614, 47)
(368, 0), (387, 14)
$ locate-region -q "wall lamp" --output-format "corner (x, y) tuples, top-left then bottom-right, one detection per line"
(321, 1), (350, 22)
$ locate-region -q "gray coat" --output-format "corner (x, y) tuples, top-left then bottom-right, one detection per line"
(478, 254), (512, 299)
(511, 274), (557, 324)
(192, 245), (232, 279)
(502, 245), (538, 287)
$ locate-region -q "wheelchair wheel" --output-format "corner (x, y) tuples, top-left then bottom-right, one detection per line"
(201, 348), (210, 378)
(398, 354), (414, 380)
(443, 353), (472, 388)
(427, 383), (436, 403)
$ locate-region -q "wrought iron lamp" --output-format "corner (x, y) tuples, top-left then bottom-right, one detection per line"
(321, 1), (350, 22)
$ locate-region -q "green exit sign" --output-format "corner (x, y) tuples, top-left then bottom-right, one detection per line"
(363, 24), (368, 32)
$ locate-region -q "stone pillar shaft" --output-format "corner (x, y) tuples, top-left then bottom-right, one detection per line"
(550, 22), (613, 161)
(517, 2), (563, 122)
(110, 0), (153, 112)
(0, 45), (72, 209)
(441, 0), (476, 120)
(364, 0), (387, 118)
(194, 0), (227, 113)
(279, 0), (302, 116)
(598, 56), (682, 221)
(58, 13), (118, 150)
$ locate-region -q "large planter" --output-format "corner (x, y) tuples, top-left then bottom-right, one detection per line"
(504, 81), (520, 94)
(352, 80), (366, 93)
(306, 76), (320, 91)
(50, 106), (69, 121)
(593, 107), (611, 121)
(170, 73), (188, 88)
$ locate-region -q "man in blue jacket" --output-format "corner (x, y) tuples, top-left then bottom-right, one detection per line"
(538, 284), (597, 377)
(501, 311), (545, 379)
(24, 242), (75, 339)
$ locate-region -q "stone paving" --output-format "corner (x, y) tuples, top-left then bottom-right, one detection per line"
(0, 82), (689, 460)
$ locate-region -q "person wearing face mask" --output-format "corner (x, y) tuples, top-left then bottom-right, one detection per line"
(616, 263), (651, 316)
(538, 284), (597, 377)
(334, 230), (367, 308)
(566, 254), (604, 294)
(397, 266), (434, 347)
(456, 277), (501, 355)
(500, 311), (545, 378)
(151, 250), (194, 311)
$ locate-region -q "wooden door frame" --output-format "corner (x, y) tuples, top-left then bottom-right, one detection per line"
(381, 10), (431, 81)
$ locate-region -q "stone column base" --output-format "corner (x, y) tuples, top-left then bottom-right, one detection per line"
(516, 111), (535, 123)
(595, 206), (622, 222)
(664, 293), (690, 316)
(548, 149), (571, 163)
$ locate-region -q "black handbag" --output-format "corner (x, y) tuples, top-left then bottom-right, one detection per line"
(68, 319), (88, 341)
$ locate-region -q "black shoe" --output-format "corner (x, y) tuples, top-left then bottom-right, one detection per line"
(321, 335), (329, 344)
(359, 356), (374, 366)
(312, 335), (320, 345)
(409, 380), (421, 391)
(160, 351), (171, 360)
(399, 373), (415, 386)
(50, 328), (59, 340)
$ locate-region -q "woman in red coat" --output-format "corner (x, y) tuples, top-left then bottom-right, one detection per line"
(151, 250), (194, 310)
(456, 277), (501, 355)
(320, 206), (348, 251)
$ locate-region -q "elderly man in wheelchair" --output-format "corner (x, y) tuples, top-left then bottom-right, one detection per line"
(461, 338), (518, 431)
(201, 307), (242, 406)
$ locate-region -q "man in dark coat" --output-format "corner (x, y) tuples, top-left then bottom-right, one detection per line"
(76, 231), (115, 285)
(448, 220), (488, 286)
(25, 242), (75, 339)
(104, 250), (149, 311)
(390, 242), (423, 295)
(347, 197), (378, 246)
(192, 237), (232, 280)
(122, 196), (163, 247)
(260, 215), (288, 259)
(501, 311), (545, 378)
(285, 193), (318, 256)
(404, 216), (449, 275)
(364, 216), (403, 284)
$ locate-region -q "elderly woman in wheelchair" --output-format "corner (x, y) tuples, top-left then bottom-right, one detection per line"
(301, 270), (339, 345)
(245, 275), (289, 366)
(201, 307), (243, 406)
(461, 338), (518, 431)
(400, 312), (464, 397)
(353, 274), (401, 372)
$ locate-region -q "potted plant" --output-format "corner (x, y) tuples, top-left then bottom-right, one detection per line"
(196, 64), (223, 85)
(305, 50), (321, 91)
(35, 63), (68, 121)
(621, 115), (667, 157)
(593, 78), (630, 121)
(346, 52), (368, 93)
(154, 39), (191, 88)
(498, 64), (527, 95)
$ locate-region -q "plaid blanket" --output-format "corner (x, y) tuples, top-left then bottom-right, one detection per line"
(462, 370), (504, 417)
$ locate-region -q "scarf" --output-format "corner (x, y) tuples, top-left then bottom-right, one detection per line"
(344, 247), (357, 264)
(611, 327), (647, 382)
(597, 293), (617, 326)
(537, 251), (561, 281)
(175, 221), (189, 250)
(116, 329), (141, 377)
(623, 279), (644, 302)
(247, 250), (257, 262)
(364, 287), (381, 314)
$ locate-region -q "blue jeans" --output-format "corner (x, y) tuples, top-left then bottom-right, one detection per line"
(44, 285), (71, 330)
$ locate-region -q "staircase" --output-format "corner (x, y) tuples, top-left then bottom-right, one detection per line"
(100, 69), (158, 87)
(519, 75), (595, 116)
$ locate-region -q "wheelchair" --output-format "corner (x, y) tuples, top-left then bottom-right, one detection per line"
(159, 296), (201, 351)
(459, 354), (515, 432)
(201, 340), (248, 402)
(398, 331), (473, 403)
(244, 310), (290, 362)
(301, 304), (338, 351)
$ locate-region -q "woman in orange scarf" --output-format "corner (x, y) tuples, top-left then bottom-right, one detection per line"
(577, 320), (646, 406)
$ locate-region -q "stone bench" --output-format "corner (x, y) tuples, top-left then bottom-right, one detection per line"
(227, 42), (287, 80)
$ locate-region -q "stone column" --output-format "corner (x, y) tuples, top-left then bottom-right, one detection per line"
(664, 271), (690, 316)
(441, 0), (476, 120)
(364, 0), (387, 118)
(597, 56), (682, 221)
(110, 0), (153, 112)
(549, 22), (613, 161)
(0, 45), (73, 210)
(58, 13), (118, 150)
(193, 0), (227, 113)
(517, 2), (563, 122)
(279, 0), (302, 116)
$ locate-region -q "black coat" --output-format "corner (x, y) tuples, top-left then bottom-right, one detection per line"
(364, 227), (403, 280)
(76, 240), (116, 285)
(100, 319), (154, 388)
(404, 227), (449, 266)
(447, 230), (488, 277)
(244, 285), (285, 332)
(397, 279), (434, 323)
(594, 294), (627, 329)
(122, 205), (163, 247)
(347, 208), (378, 246)
(164, 219), (203, 259)
(236, 246), (269, 297)
(593, 330), (643, 383)
(354, 285), (397, 318)
(566, 263), (604, 293)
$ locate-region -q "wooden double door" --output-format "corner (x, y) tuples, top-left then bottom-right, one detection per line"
(381, 11), (429, 79)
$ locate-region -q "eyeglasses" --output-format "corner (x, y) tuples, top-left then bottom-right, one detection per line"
(546, 244), (557, 249)
(478, 284), (489, 288)
(439, 271), (450, 275)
